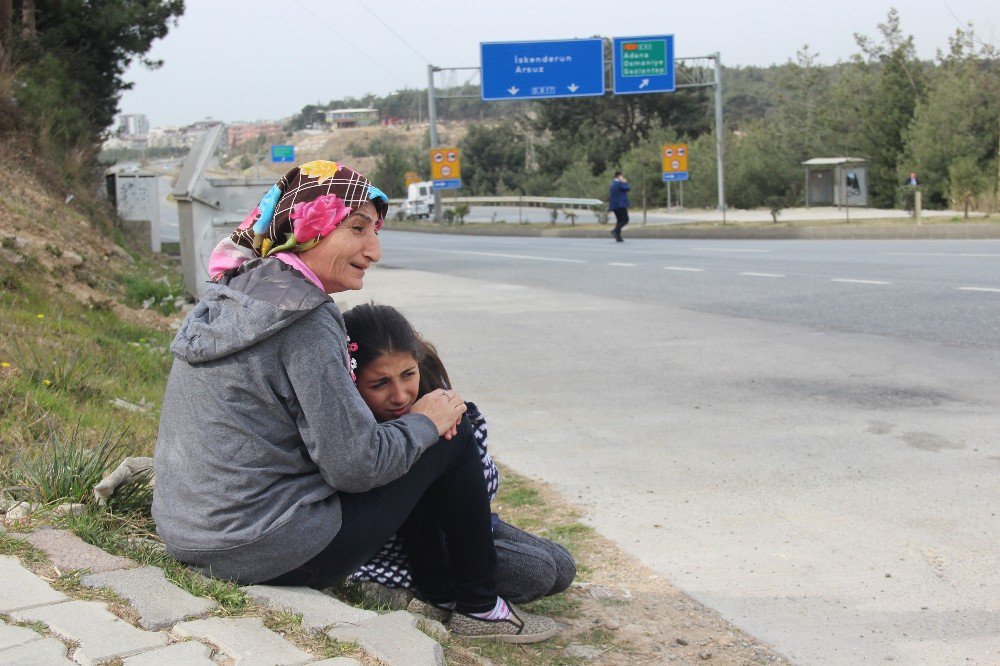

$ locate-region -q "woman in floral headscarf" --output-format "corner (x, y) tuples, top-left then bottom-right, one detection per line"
(152, 161), (557, 643)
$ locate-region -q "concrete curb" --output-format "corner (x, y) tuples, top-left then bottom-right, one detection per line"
(0, 530), (439, 666)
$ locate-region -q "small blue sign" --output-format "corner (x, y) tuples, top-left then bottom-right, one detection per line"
(662, 172), (689, 182)
(270, 145), (295, 163)
(432, 178), (462, 190)
(481, 39), (605, 101)
(613, 35), (675, 95)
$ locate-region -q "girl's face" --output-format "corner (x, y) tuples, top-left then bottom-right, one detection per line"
(356, 351), (420, 421)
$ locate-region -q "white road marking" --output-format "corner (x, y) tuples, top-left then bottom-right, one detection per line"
(739, 272), (786, 278)
(957, 286), (1000, 293)
(608, 262), (635, 267)
(419, 248), (585, 263)
(694, 248), (771, 253)
(664, 266), (705, 272)
(880, 252), (1000, 257)
(831, 278), (892, 285)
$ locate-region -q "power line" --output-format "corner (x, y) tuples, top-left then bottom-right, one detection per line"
(352, 0), (432, 64)
(941, 1), (997, 52)
(290, 0), (410, 88)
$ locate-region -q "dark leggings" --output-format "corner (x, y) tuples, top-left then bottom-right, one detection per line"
(262, 418), (498, 613)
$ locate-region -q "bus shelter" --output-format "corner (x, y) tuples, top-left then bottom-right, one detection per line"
(802, 157), (868, 207)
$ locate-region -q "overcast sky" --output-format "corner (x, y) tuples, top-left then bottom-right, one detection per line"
(117, 0), (998, 128)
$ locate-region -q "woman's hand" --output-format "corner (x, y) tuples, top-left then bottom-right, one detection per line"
(411, 388), (467, 440)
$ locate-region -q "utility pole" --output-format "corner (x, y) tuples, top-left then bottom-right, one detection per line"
(676, 53), (727, 212)
(426, 64), (442, 222)
(712, 52), (726, 212)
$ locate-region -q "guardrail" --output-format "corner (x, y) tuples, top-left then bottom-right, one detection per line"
(388, 196), (604, 210)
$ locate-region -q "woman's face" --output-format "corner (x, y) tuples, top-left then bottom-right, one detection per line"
(356, 351), (420, 422)
(300, 201), (381, 293)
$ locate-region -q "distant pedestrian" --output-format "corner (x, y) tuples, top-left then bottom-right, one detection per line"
(904, 172), (918, 186)
(608, 171), (631, 242)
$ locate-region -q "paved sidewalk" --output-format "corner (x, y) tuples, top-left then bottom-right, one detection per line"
(0, 527), (445, 665)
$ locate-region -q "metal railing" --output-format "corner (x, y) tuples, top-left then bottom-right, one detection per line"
(388, 196), (603, 210)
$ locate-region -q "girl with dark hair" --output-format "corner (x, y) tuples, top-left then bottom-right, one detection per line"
(343, 303), (576, 611)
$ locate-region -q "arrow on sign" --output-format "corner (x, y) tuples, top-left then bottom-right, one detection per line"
(567, 83), (579, 93)
(507, 86), (519, 95)
(638, 79), (649, 89)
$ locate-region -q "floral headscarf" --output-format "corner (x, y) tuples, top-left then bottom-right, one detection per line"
(208, 160), (388, 279)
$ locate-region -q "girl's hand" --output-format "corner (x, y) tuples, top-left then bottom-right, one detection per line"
(411, 388), (466, 439)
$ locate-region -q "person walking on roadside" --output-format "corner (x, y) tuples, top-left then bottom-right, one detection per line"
(608, 171), (631, 242)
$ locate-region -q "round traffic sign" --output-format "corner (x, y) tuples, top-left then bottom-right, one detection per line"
(677, 147), (686, 156)
(664, 148), (674, 157)
(441, 165), (452, 177)
(671, 160), (680, 170)
(433, 152), (444, 163)
(447, 151), (457, 161)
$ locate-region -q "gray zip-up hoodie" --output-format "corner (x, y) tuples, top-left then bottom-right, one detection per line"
(152, 259), (438, 583)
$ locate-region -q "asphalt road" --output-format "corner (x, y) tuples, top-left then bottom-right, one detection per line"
(377, 233), (1000, 350)
(339, 232), (1000, 665)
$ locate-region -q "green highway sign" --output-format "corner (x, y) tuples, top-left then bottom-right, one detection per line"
(622, 40), (666, 77)
(613, 35), (675, 94)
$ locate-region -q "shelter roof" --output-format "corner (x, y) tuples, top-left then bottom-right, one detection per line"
(801, 157), (866, 166)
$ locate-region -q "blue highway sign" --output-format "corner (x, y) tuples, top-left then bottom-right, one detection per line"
(662, 172), (689, 182)
(432, 178), (462, 190)
(270, 145), (295, 163)
(480, 38), (605, 101)
(613, 35), (675, 95)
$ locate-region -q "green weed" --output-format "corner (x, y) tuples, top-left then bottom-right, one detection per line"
(523, 592), (582, 618)
(4, 331), (98, 399)
(17, 423), (133, 504)
(0, 532), (47, 565)
(262, 610), (362, 659)
(542, 522), (594, 552)
(496, 475), (544, 509)
(120, 273), (183, 315)
(103, 470), (154, 514)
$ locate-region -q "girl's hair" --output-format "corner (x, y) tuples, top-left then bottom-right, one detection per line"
(343, 303), (453, 399)
(343, 303), (425, 376)
(417, 340), (451, 397)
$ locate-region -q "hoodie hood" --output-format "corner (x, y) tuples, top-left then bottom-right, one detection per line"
(171, 258), (331, 363)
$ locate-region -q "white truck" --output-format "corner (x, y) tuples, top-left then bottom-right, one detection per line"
(402, 181), (435, 219)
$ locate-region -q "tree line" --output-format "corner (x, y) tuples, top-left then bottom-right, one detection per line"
(297, 10), (997, 211)
(2, 4), (994, 215)
(1, 0), (183, 176)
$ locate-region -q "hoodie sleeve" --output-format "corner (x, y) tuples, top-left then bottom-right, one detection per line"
(282, 305), (440, 493)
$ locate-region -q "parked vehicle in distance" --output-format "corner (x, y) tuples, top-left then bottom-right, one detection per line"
(402, 181), (435, 219)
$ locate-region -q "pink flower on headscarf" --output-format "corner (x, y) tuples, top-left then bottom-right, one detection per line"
(290, 194), (350, 243)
